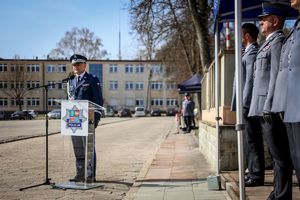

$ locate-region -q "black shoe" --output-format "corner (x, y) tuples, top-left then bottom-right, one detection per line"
(244, 178), (264, 187)
(244, 175), (250, 182)
(69, 175), (84, 182)
(86, 177), (96, 183)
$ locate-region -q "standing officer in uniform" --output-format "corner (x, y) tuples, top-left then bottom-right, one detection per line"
(248, 2), (293, 199)
(67, 54), (103, 182)
(231, 23), (264, 186)
(285, 0), (300, 189)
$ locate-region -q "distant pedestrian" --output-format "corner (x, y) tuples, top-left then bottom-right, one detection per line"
(182, 93), (194, 133)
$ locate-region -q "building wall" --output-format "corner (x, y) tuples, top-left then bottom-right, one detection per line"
(0, 59), (179, 113)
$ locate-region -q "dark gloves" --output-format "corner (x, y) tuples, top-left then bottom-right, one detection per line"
(263, 111), (272, 124)
(94, 120), (100, 129)
(243, 107), (249, 119)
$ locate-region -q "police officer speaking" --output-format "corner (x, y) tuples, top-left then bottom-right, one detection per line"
(67, 54), (103, 182)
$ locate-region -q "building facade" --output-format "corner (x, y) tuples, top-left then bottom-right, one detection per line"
(0, 58), (179, 113)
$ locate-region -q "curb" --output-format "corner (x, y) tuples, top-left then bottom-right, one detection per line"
(123, 121), (177, 200)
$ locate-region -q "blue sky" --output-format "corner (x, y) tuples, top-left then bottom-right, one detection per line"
(0, 0), (139, 59)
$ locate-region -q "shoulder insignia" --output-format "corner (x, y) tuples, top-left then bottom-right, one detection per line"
(93, 75), (96, 77)
(263, 45), (270, 51)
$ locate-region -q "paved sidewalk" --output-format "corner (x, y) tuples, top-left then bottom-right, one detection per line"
(127, 131), (230, 200)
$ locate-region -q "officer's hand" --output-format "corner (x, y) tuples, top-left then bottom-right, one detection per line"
(263, 111), (272, 124)
(243, 107), (249, 119)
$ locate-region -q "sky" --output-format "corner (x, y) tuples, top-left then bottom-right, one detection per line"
(0, 0), (140, 60)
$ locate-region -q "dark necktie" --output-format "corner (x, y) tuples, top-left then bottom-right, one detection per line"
(77, 76), (81, 86)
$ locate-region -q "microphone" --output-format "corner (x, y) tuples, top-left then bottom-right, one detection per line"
(62, 75), (75, 83)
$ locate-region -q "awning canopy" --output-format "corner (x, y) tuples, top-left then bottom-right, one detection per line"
(177, 73), (202, 94)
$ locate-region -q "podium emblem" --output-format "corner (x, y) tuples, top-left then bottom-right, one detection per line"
(63, 105), (87, 133)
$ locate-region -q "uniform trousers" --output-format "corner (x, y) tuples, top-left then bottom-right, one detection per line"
(285, 122), (300, 189)
(259, 114), (293, 199)
(71, 136), (96, 178)
(244, 113), (265, 180)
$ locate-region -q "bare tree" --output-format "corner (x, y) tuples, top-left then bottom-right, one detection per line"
(128, 0), (213, 74)
(2, 56), (32, 111)
(49, 27), (108, 59)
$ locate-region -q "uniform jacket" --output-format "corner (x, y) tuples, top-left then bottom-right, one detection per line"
(248, 30), (285, 117)
(285, 17), (300, 123)
(271, 29), (294, 113)
(231, 43), (259, 111)
(67, 72), (103, 121)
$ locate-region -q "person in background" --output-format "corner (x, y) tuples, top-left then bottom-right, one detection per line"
(67, 54), (103, 182)
(248, 2), (293, 199)
(182, 93), (194, 133)
(284, 0), (300, 190)
(231, 23), (264, 187)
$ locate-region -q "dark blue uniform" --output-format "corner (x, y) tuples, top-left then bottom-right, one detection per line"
(67, 71), (103, 181)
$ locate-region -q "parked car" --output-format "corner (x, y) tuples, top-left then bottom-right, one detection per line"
(166, 108), (177, 116)
(11, 111), (33, 120)
(47, 109), (61, 119)
(117, 108), (132, 117)
(0, 111), (9, 120)
(134, 106), (146, 117)
(106, 108), (115, 117)
(23, 109), (38, 119)
(150, 108), (162, 117)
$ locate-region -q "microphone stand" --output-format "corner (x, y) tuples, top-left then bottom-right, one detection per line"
(20, 81), (65, 191)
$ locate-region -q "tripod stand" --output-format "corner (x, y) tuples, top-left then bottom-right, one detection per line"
(20, 84), (55, 191)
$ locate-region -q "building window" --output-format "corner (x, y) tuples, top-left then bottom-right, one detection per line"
(27, 98), (40, 106)
(109, 64), (118, 73)
(11, 82), (24, 89)
(0, 98), (8, 106)
(151, 98), (163, 106)
(166, 98), (178, 106)
(125, 81), (134, 90)
(125, 64), (134, 73)
(136, 99), (144, 106)
(151, 81), (163, 90)
(48, 98), (57, 106)
(0, 64), (8, 72)
(135, 82), (144, 90)
(89, 64), (103, 86)
(27, 81), (40, 89)
(166, 82), (176, 90)
(47, 65), (55, 72)
(11, 98), (24, 106)
(27, 64), (40, 72)
(57, 64), (66, 72)
(47, 81), (55, 89)
(11, 64), (24, 72)
(151, 64), (163, 74)
(135, 64), (144, 73)
(0, 81), (8, 89)
(109, 81), (118, 90)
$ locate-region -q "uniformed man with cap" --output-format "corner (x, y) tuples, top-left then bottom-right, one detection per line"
(67, 54), (103, 182)
(248, 1), (293, 199)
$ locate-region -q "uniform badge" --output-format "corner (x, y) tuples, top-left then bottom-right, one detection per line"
(263, 45), (270, 51)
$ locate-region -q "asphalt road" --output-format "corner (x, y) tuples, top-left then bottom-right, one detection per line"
(0, 117), (177, 200)
(0, 117), (134, 143)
